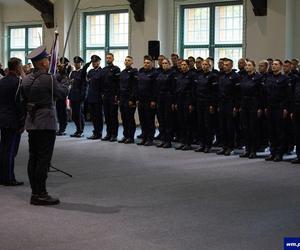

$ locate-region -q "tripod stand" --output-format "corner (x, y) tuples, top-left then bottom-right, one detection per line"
(48, 164), (72, 178)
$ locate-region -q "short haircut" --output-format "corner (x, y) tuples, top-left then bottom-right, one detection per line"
(106, 52), (114, 57)
(284, 60), (292, 64)
(291, 58), (299, 63)
(223, 58), (233, 64)
(8, 57), (22, 71)
(196, 57), (204, 61)
(274, 59), (283, 65)
(171, 53), (179, 58)
(259, 60), (269, 66)
(182, 59), (190, 65)
(207, 56), (214, 62)
(188, 56), (195, 62)
(126, 56), (133, 60)
(144, 55), (153, 61)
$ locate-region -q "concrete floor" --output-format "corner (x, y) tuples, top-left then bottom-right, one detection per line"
(0, 123), (299, 250)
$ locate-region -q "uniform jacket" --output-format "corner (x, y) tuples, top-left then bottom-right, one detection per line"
(119, 67), (138, 102)
(21, 69), (68, 130)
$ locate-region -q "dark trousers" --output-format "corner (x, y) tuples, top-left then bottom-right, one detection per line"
(234, 112), (243, 148)
(241, 99), (259, 153)
(70, 101), (85, 133)
(138, 99), (156, 141)
(103, 95), (119, 137)
(89, 102), (103, 136)
(267, 107), (286, 156)
(257, 114), (269, 149)
(177, 99), (194, 146)
(196, 100), (214, 148)
(27, 130), (56, 195)
(157, 94), (173, 143)
(56, 99), (68, 132)
(0, 128), (21, 183)
(120, 99), (136, 139)
(294, 105), (300, 157)
(219, 101), (235, 150)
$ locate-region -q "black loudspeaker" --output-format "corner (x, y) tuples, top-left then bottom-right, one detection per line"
(148, 41), (160, 60)
(250, 0), (267, 16)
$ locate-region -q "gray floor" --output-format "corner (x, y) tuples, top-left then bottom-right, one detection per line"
(0, 123), (299, 250)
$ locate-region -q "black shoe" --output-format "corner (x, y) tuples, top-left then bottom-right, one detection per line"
(265, 155), (274, 161)
(137, 134), (143, 139)
(30, 194), (60, 206)
(248, 152), (257, 159)
(240, 152), (250, 158)
(137, 140), (146, 145)
(101, 135), (111, 141)
(70, 132), (83, 138)
(182, 145), (192, 151)
(273, 154), (283, 162)
(118, 137), (127, 143)
(224, 149), (232, 156)
(162, 142), (172, 148)
(56, 131), (66, 136)
(291, 157), (300, 164)
(194, 146), (205, 152)
(124, 138), (135, 144)
(203, 147), (211, 153)
(216, 148), (226, 155)
(2, 180), (24, 186)
(110, 136), (118, 142)
(156, 142), (165, 148)
(144, 140), (153, 146)
(87, 134), (101, 140)
(175, 144), (184, 150)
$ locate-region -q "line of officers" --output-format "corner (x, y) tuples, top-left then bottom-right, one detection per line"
(54, 53), (300, 164)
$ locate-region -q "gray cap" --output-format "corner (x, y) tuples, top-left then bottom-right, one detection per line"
(27, 46), (49, 62)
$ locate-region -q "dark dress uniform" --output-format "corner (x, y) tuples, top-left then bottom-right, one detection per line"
(0, 74), (24, 185)
(55, 73), (68, 135)
(217, 70), (240, 155)
(239, 72), (264, 158)
(119, 67), (138, 142)
(175, 70), (195, 150)
(156, 69), (176, 147)
(101, 64), (121, 141)
(194, 70), (218, 152)
(87, 66), (103, 139)
(69, 64), (89, 137)
(291, 75), (300, 163)
(137, 68), (158, 145)
(265, 73), (290, 161)
(21, 67), (68, 203)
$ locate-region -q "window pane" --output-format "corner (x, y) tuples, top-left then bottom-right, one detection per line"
(28, 27), (43, 48)
(10, 28), (25, 49)
(10, 51), (26, 63)
(110, 13), (129, 46)
(86, 15), (106, 47)
(184, 7), (210, 46)
(109, 49), (128, 70)
(183, 48), (209, 59)
(215, 5), (243, 44)
(214, 47), (242, 69)
(86, 50), (105, 68)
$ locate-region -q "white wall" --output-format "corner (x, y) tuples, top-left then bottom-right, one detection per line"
(1, 0), (300, 67)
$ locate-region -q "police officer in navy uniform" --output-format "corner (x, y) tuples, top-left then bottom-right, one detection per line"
(174, 59), (195, 151)
(217, 58), (241, 156)
(118, 56), (138, 144)
(194, 59), (218, 153)
(101, 53), (121, 142)
(0, 57), (24, 186)
(86, 55), (103, 140)
(69, 56), (89, 137)
(156, 58), (176, 148)
(264, 59), (290, 162)
(137, 56), (158, 146)
(55, 57), (70, 136)
(21, 46), (68, 205)
(239, 60), (264, 159)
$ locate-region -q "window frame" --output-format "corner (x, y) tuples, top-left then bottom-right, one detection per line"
(82, 9), (129, 63)
(179, 1), (244, 59)
(7, 24), (43, 64)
